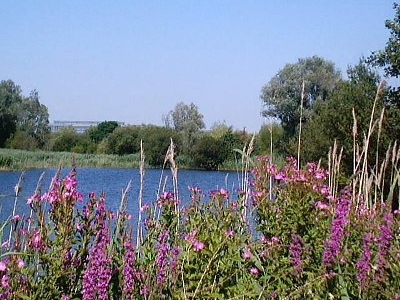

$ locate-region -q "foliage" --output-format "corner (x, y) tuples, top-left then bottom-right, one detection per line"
(0, 148), (141, 170)
(50, 127), (82, 153)
(6, 131), (39, 151)
(251, 156), (400, 299)
(0, 112), (16, 148)
(368, 3), (400, 106)
(300, 61), (384, 171)
(105, 126), (141, 155)
(191, 135), (225, 170)
(104, 125), (180, 164)
(165, 102), (205, 155)
(0, 80), (50, 149)
(138, 125), (180, 167)
(256, 122), (284, 156)
(88, 121), (120, 143)
(260, 56), (342, 141)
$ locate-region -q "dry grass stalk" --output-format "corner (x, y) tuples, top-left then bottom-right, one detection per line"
(349, 80), (400, 211)
(297, 81), (306, 170)
(239, 134), (255, 222)
(136, 140), (145, 248)
(327, 140), (343, 201)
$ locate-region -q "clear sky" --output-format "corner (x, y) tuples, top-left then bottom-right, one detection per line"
(0, 1), (396, 133)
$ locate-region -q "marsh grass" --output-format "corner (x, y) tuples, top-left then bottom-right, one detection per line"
(0, 148), (141, 170)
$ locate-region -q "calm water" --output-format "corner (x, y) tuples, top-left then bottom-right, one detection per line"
(0, 168), (243, 221)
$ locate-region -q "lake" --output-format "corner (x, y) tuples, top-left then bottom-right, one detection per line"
(0, 168), (245, 221)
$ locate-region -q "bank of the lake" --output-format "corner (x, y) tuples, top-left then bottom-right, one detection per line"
(0, 148), (142, 170)
(0, 148), (248, 172)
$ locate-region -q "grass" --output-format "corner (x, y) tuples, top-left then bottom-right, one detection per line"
(0, 148), (141, 170)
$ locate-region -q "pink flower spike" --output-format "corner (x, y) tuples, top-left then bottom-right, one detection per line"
(315, 201), (329, 210)
(242, 249), (252, 260)
(250, 267), (260, 276)
(193, 240), (205, 252)
(12, 215), (20, 221)
(0, 262), (6, 272)
(275, 172), (285, 180)
(219, 188), (228, 197)
(225, 230), (234, 238)
(140, 204), (150, 212)
(17, 259), (24, 269)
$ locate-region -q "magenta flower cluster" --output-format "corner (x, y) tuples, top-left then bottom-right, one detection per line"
(374, 212), (394, 284)
(156, 230), (170, 286)
(323, 188), (352, 267)
(357, 233), (373, 290)
(122, 241), (136, 300)
(82, 198), (112, 300)
(289, 233), (304, 276)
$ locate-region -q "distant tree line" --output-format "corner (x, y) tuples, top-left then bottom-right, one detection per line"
(2, 3), (400, 172)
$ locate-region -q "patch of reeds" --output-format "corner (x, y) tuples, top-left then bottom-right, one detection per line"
(0, 148), (141, 170)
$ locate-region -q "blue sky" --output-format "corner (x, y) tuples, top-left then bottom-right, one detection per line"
(0, 1), (395, 132)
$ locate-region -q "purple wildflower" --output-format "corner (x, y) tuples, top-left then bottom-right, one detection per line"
(82, 198), (112, 300)
(122, 241), (136, 300)
(156, 230), (170, 286)
(357, 233), (373, 290)
(289, 234), (304, 276)
(374, 212), (394, 284)
(170, 247), (181, 281)
(323, 188), (352, 267)
(250, 267), (260, 276)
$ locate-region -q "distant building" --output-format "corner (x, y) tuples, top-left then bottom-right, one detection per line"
(50, 120), (125, 134)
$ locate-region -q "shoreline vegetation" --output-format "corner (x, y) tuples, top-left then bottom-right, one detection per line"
(0, 148), (250, 172)
(0, 148), (142, 171)
(0, 148), (253, 171)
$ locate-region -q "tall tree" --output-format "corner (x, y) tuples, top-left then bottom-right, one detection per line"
(16, 90), (50, 148)
(88, 121), (120, 143)
(300, 61), (383, 172)
(0, 80), (22, 146)
(0, 80), (50, 149)
(166, 102), (205, 154)
(368, 2), (400, 106)
(260, 56), (342, 139)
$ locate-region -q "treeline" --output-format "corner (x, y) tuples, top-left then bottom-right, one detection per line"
(48, 121), (254, 170)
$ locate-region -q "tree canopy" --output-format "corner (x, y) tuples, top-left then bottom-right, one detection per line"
(0, 80), (50, 149)
(165, 102), (205, 155)
(260, 56), (342, 138)
(368, 3), (400, 105)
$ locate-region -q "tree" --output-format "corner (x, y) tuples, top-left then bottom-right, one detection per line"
(300, 61), (384, 172)
(166, 102), (205, 154)
(50, 127), (81, 152)
(106, 126), (141, 155)
(0, 80), (21, 147)
(15, 90), (50, 148)
(0, 80), (50, 149)
(260, 56), (342, 139)
(0, 112), (16, 147)
(88, 121), (120, 143)
(368, 3), (400, 105)
(256, 123), (284, 156)
(138, 125), (180, 167)
(191, 135), (225, 170)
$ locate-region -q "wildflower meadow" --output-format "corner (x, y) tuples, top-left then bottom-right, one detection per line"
(1, 136), (400, 299)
